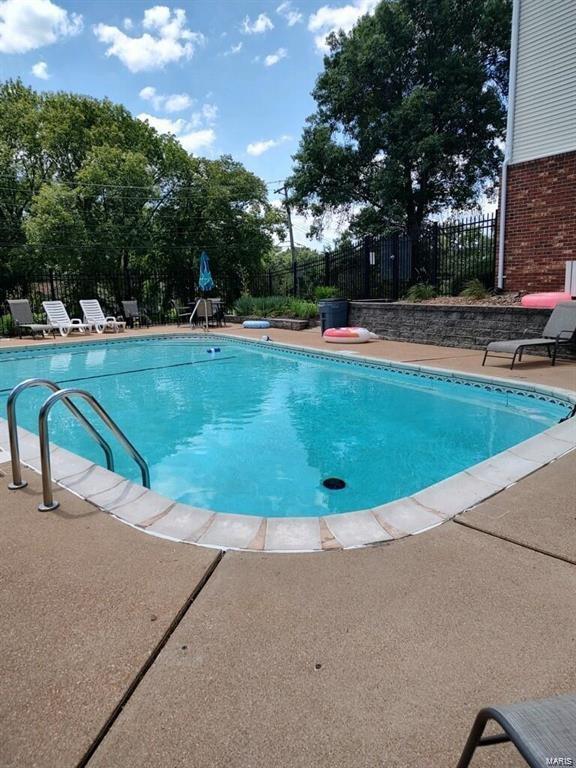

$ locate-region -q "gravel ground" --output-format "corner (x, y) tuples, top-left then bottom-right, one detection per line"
(398, 292), (523, 307)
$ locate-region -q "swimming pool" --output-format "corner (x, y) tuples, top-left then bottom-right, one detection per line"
(1, 334), (574, 531)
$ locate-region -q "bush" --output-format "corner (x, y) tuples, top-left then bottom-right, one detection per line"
(314, 285), (340, 300)
(233, 294), (318, 319)
(290, 300), (319, 319)
(404, 283), (437, 301)
(459, 278), (490, 300)
(234, 294), (256, 316)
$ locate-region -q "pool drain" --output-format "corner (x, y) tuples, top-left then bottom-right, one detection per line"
(323, 477), (346, 490)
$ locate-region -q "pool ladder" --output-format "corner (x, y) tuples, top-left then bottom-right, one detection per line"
(7, 378), (150, 511)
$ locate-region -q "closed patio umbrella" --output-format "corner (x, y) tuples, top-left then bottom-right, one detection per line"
(190, 251), (215, 330)
(198, 251), (215, 292)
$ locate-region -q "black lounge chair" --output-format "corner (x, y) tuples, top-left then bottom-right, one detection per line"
(483, 301), (576, 369)
(121, 300), (150, 328)
(457, 692), (576, 767)
(7, 299), (55, 339)
(171, 299), (195, 326)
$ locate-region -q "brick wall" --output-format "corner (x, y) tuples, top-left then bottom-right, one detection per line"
(504, 150), (576, 292)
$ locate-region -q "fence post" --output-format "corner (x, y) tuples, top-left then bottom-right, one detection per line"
(391, 232), (400, 301)
(292, 260), (298, 297)
(362, 236), (372, 298)
(48, 269), (56, 301)
(268, 269), (273, 295)
(493, 210), (499, 290)
(324, 252), (331, 286)
(431, 222), (439, 287)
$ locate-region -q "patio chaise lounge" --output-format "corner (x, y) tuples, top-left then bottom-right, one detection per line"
(121, 300), (150, 328)
(483, 301), (576, 369)
(42, 301), (94, 337)
(7, 299), (56, 339)
(80, 299), (126, 333)
(456, 691), (576, 767)
(171, 299), (194, 326)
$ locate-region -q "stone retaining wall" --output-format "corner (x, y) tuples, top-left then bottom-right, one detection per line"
(349, 301), (576, 358)
(225, 315), (313, 331)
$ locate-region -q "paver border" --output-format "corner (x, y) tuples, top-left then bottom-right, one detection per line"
(1, 332), (575, 552)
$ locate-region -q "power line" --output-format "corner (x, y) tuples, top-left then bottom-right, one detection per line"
(0, 173), (287, 193)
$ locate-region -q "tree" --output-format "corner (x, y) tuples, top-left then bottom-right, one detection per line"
(288, 0), (511, 239)
(0, 79), (282, 291)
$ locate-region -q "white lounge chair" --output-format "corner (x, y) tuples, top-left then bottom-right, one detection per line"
(80, 299), (126, 334)
(42, 301), (94, 337)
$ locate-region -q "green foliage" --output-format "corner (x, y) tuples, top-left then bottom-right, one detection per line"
(460, 278), (490, 299)
(234, 294), (256, 316)
(233, 294), (318, 319)
(288, 0), (511, 238)
(404, 283), (437, 302)
(0, 79), (281, 297)
(314, 285), (340, 300)
(290, 300), (319, 319)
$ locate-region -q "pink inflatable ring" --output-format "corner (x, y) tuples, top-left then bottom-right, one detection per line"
(323, 327), (376, 344)
(521, 292), (572, 309)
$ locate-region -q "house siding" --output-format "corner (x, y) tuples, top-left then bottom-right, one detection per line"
(510, 0), (576, 165)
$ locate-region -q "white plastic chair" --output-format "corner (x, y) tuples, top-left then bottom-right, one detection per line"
(42, 301), (94, 337)
(80, 299), (126, 334)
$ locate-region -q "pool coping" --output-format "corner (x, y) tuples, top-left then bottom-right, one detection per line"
(1, 332), (575, 553)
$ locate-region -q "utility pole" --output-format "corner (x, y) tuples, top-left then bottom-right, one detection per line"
(275, 184), (297, 266)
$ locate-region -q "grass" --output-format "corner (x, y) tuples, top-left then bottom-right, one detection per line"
(404, 283), (437, 301)
(459, 278), (490, 300)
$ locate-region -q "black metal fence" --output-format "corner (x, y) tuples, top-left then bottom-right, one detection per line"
(0, 214), (496, 336)
(250, 213), (497, 301)
(0, 268), (215, 336)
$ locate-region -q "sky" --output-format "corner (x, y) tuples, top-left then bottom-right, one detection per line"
(0, 0), (380, 249)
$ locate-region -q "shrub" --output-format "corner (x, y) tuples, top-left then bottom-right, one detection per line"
(314, 285), (340, 300)
(404, 283), (437, 302)
(291, 300), (319, 319)
(460, 278), (490, 300)
(234, 294), (256, 316)
(233, 295), (318, 319)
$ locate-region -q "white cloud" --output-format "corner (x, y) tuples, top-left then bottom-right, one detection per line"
(164, 92), (194, 112)
(246, 134), (291, 156)
(139, 85), (158, 102)
(0, 0), (82, 54)
(179, 129), (215, 153)
(94, 6), (204, 73)
(223, 41), (242, 56)
(137, 112), (187, 135)
(308, 0), (378, 53)
(137, 102), (217, 154)
(189, 102), (218, 127)
(123, 17), (133, 31)
(31, 60), (49, 78)
(32, 60), (50, 79)
(139, 85), (194, 113)
(241, 13), (273, 34)
(276, 1), (303, 26)
(264, 47), (287, 67)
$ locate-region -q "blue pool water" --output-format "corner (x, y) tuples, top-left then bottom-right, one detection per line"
(0, 337), (571, 517)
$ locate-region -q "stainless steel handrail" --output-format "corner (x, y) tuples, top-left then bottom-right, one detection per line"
(7, 378), (114, 490)
(38, 388), (150, 511)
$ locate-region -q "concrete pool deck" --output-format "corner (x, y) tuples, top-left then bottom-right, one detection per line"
(1, 326), (575, 766)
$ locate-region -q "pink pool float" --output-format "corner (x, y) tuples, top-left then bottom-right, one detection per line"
(323, 327), (377, 344)
(521, 292), (572, 309)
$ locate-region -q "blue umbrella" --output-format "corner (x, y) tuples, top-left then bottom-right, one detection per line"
(198, 251), (215, 292)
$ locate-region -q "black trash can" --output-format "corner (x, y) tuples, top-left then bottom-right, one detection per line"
(319, 299), (349, 334)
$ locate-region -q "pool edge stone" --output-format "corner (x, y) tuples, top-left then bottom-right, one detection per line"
(1, 334), (575, 553)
